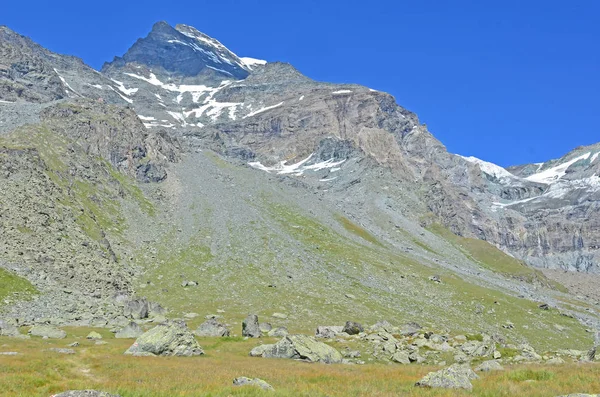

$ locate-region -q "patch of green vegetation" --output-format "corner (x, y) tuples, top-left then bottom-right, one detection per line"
(428, 223), (566, 291)
(205, 151), (235, 170)
(16, 225), (33, 234)
(106, 163), (155, 217)
(497, 347), (520, 359)
(466, 333), (484, 342)
(335, 214), (384, 247)
(412, 238), (438, 255)
(507, 369), (555, 382)
(0, 268), (37, 307)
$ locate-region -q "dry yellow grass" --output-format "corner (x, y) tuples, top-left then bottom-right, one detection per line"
(0, 331), (599, 396)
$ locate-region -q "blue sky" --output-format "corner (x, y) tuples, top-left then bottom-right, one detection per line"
(3, 0), (599, 166)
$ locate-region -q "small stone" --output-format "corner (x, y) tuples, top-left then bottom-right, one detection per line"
(232, 377), (274, 391)
(48, 348), (75, 354)
(86, 332), (102, 340)
(268, 327), (289, 337)
(271, 313), (287, 319)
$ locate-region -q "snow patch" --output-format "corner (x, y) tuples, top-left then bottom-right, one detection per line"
(0, 100), (14, 104)
(54, 69), (80, 97)
(460, 155), (520, 181)
(138, 115), (156, 121)
(591, 152), (599, 164)
(111, 79), (138, 96)
(332, 90), (353, 95)
(243, 102), (284, 118)
(240, 57), (267, 69)
(525, 152), (591, 184)
(299, 95), (304, 101)
(249, 153), (346, 176)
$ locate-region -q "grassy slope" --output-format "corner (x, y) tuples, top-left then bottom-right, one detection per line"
(0, 268), (37, 305)
(427, 223), (566, 291)
(132, 180), (591, 351)
(0, 332), (598, 397)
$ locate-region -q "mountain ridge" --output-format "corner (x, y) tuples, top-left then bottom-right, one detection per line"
(0, 21), (598, 351)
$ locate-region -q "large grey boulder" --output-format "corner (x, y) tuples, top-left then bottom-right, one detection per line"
(53, 391), (121, 397)
(316, 326), (344, 339)
(28, 325), (66, 339)
(342, 321), (364, 335)
(415, 364), (479, 390)
(123, 298), (149, 320)
(233, 377), (274, 391)
(124, 321), (204, 357)
(242, 314), (261, 338)
(195, 318), (230, 337)
(115, 322), (143, 339)
(249, 334), (343, 363)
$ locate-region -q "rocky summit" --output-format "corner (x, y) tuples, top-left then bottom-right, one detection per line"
(0, 20), (599, 396)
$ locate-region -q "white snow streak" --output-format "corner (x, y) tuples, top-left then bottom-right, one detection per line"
(591, 152), (599, 164)
(111, 79), (138, 96)
(243, 102), (284, 118)
(332, 90), (353, 95)
(138, 115), (156, 121)
(249, 153), (346, 177)
(525, 152), (591, 184)
(240, 57), (267, 69)
(460, 156), (519, 181)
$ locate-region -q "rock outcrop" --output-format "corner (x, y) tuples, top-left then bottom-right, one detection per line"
(124, 322), (204, 357)
(249, 334), (343, 364)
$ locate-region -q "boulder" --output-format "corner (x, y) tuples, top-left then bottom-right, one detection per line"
(124, 321), (204, 357)
(48, 348), (76, 354)
(546, 357), (566, 365)
(249, 334), (343, 364)
(0, 319), (27, 338)
(115, 322), (143, 339)
(242, 314), (261, 338)
(148, 302), (166, 318)
(29, 325), (66, 339)
(268, 327), (289, 337)
(53, 391), (121, 397)
(586, 347), (596, 361)
(400, 322), (422, 336)
(316, 326), (344, 339)
(415, 364), (479, 390)
(195, 318), (230, 337)
(342, 321), (364, 335)
(391, 351), (411, 364)
(259, 323), (272, 333)
(461, 340), (495, 357)
(123, 298), (149, 320)
(475, 360), (504, 372)
(233, 377), (274, 391)
(86, 332), (103, 340)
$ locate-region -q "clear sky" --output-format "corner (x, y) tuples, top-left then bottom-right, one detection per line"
(3, 0), (599, 166)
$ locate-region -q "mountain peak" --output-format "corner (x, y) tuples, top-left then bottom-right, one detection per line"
(102, 21), (252, 80)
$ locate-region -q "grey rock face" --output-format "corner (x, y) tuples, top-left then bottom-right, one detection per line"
(232, 377), (274, 391)
(195, 318), (230, 337)
(242, 314), (261, 338)
(415, 364), (479, 390)
(124, 321), (204, 357)
(249, 334), (343, 364)
(28, 325), (66, 339)
(0, 319), (25, 338)
(115, 322), (143, 339)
